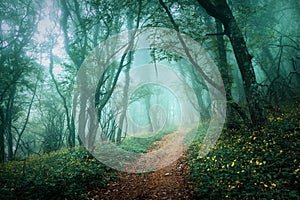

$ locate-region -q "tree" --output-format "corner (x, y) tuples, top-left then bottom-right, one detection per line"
(39, 94), (66, 153)
(234, 0), (300, 106)
(49, 42), (76, 148)
(0, 0), (41, 161)
(58, 0), (126, 147)
(214, 19), (250, 128)
(196, 0), (266, 127)
(115, 0), (142, 143)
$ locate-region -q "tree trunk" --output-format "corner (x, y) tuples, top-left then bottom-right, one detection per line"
(215, 19), (234, 126)
(145, 96), (154, 133)
(7, 86), (15, 161)
(14, 78), (38, 156)
(215, 19), (251, 128)
(197, 0), (266, 127)
(0, 107), (5, 163)
(87, 96), (98, 151)
(116, 6), (141, 143)
(49, 48), (75, 148)
(77, 72), (87, 145)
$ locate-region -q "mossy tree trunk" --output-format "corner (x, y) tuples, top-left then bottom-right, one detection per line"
(197, 0), (266, 127)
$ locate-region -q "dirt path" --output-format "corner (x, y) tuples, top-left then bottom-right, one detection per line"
(87, 131), (196, 200)
(87, 154), (195, 200)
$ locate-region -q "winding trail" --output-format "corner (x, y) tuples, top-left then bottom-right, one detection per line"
(87, 130), (196, 199)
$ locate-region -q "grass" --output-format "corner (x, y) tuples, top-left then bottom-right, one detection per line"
(118, 127), (177, 153)
(189, 101), (300, 199)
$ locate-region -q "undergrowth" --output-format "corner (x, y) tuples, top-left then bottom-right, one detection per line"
(0, 127), (177, 199)
(0, 147), (115, 200)
(118, 127), (177, 153)
(189, 101), (300, 199)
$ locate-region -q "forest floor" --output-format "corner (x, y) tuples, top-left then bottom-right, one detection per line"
(1, 101), (298, 200)
(87, 132), (196, 200)
(86, 101), (300, 200)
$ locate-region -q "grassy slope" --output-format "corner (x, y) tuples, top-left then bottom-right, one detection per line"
(189, 101), (300, 199)
(0, 128), (176, 199)
(0, 147), (115, 200)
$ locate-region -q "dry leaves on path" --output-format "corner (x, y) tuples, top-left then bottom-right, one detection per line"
(87, 130), (196, 200)
(87, 154), (195, 200)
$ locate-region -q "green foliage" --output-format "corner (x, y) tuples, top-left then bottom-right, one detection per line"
(0, 147), (114, 200)
(189, 103), (300, 199)
(119, 128), (177, 153)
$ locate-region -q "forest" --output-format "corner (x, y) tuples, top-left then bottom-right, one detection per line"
(0, 0), (299, 199)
